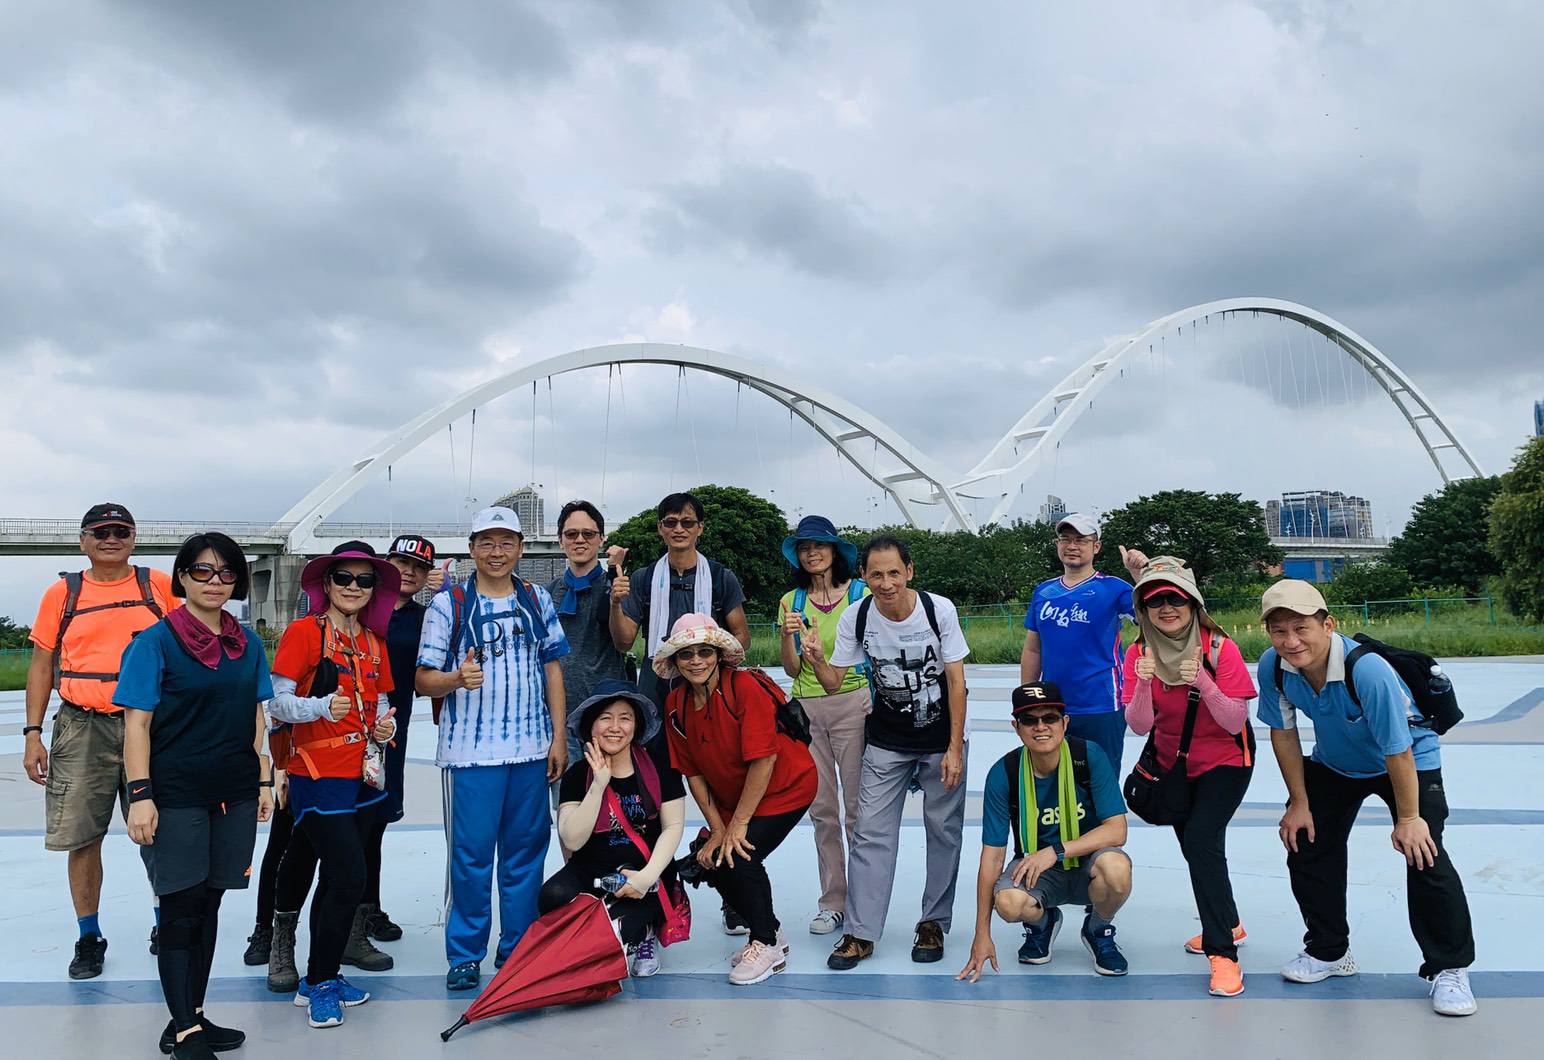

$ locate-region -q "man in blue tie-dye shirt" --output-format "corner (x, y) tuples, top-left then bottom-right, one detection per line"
(416, 506), (570, 992)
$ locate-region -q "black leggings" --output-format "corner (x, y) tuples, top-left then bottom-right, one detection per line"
(157, 884), (226, 1033)
(703, 805), (808, 946)
(538, 863), (665, 946)
(256, 803), (307, 928)
(1171, 763), (1253, 958)
(293, 811), (369, 985)
(272, 807), (320, 920)
(362, 818), (388, 906)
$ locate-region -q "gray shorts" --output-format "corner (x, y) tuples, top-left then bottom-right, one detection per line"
(143, 801), (259, 896)
(993, 847), (1128, 911)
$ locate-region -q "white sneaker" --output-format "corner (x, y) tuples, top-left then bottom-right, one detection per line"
(1281, 950), (1359, 983)
(728, 939), (787, 986)
(810, 910), (844, 935)
(630, 931), (661, 978)
(1429, 968), (1477, 1016)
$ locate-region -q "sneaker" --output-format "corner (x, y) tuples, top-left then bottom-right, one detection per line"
(160, 1016), (245, 1054)
(1281, 950), (1358, 983)
(733, 929), (788, 966)
(363, 904), (403, 942)
(242, 926), (271, 967)
(293, 975), (371, 1008)
(1429, 968), (1477, 1017)
(631, 931), (661, 978)
(1017, 907), (1062, 965)
(722, 905), (750, 936)
(728, 939), (787, 986)
(911, 920), (945, 964)
(149, 925), (159, 956)
(1208, 956), (1245, 997)
(305, 979), (345, 1029)
(169, 1032), (217, 1060)
(341, 905), (394, 971)
(810, 909), (844, 935)
(1186, 923), (1247, 955)
(1081, 917), (1128, 976)
(826, 933), (874, 970)
(446, 961), (481, 991)
(68, 935), (107, 980)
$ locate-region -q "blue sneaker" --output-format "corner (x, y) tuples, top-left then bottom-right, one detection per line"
(305, 978), (344, 1029)
(446, 961), (481, 991)
(1081, 916), (1128, 976)
(293, 975), (371, 1008)
(1017, 907), (1062, 965)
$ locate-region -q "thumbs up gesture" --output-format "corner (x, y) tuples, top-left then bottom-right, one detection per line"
(1118, 544), (1148, 579)
(372, 705), (397, 742)
(608, 546), (631, 601)
(1178, 646), (1203, 685)
(426, 559), (451, 593)
(458, 649), (484, 691)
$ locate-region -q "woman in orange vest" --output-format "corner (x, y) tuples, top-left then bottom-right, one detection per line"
(267, 542), (400, 1031)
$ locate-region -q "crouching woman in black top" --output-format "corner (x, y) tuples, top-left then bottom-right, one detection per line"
(542, 680), (685, 978)
(116, 532), (275, 1059)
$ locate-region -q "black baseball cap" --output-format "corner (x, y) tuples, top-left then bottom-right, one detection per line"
(81, 503), (135, 531)
(1010, 681), (1067, 719)
(388, 534), (436, 567)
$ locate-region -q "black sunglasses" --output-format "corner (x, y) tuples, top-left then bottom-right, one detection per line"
(1016, 711), (1065, 728)
(86, 526), (133, 541)
(1144, 591), (1191, 610)
(660, 517), (700, 530)
(329, 570), (379, 589)
(185, 563), (238, 585)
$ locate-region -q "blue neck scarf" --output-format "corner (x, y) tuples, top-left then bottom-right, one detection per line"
(559, 565), (605, 616)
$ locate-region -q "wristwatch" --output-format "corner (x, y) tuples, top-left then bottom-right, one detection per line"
(1050, 839), (1066, 862)
(21, 724), (43, 736)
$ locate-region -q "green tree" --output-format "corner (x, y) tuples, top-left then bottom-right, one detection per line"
(1094, 490), (1282, 585)
(1324, 560), (1415, 604)
(0, 615), (31, 650)
(1385, 476), (1503, 593)
(1489, 436), (1544, 622)
(605, 485), (790, 617)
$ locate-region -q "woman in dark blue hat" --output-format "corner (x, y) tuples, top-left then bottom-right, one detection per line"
(776, 516), (871, 936)
(541, 680), (685, 977)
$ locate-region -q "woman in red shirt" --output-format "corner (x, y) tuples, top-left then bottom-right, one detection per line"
(656, 613), (816, 987)
(267, 542), (400, 1030)
(1121, 556), (1257, 999)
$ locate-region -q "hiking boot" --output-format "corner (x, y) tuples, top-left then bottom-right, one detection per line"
(810, 909), (844, 935)
(363, 903), (402, 942)
(722, 904), (750, 936)
(149, 925), (159, 956)
(1018, 907), (1062, 965)
(1186, 922), (1246, 955)
(242, 925), (271, 966)
(266, 912), (299, 994)
(826, 933), (874, 970)
(631, 930), (662, 978)
(1080, 917), (1128, 976)
(1208, 956), (1245, 997)
(911, 920), (945, 963)
(68, 935), (107, 980)
(169, 1032), (217, 1060)
(1429, 968), (1477, 1017)
(294, 975), (370, 1008)
(305, 979), (345, 1029)
(1281, 950), (1358, 983)
(728, 939), (786, 986)
(446, 961), (481, 991)
(160, 1016), (245, 1054)
(341, 905), (394, 971)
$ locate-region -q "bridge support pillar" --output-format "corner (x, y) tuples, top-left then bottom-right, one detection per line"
(250, 554), (308, 632)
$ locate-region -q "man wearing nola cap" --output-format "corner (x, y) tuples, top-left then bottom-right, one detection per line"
(23, 503), (178, 979)
(1257, 580), (1477, 1016)
(1021, 513), (1143, 773)
(416, 507), (570, 992)
(958, 682), (1132, 983)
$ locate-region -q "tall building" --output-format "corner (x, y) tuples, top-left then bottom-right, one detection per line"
(1264, 499), (1282, 537)
(1534, 398), (1543, 437)
(494, 485), (545, 536)
(1277, 490), (1374, 539)
(1037, 494), (1068, 524)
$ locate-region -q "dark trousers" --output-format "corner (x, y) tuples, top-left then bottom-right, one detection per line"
(538, 863), (664, 946)
(253, 802), (293, 928)
(294, 811), (369, 985)
(273, 808), (320, 918)
(1287, 760), (1475, 977)
(704, 805), (809, 946)
(362, 819), (388, 906)
(156, 884), (225, 1033)
(1171, 763), (1253, 959)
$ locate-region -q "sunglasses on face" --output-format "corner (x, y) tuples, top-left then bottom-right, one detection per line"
(561, 529), (600, 541)
(329, 570), (379, 589)
(86, 526), (133, 541)
(1145, 592), (1191, 610)
(660, 517), (700, 530)
(185, 563), (238, 585)
(1016, 712), (1064, 729)
(674, 646), (717, 662)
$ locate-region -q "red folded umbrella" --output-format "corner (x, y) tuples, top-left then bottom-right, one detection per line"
(441, 893), (628, 1041)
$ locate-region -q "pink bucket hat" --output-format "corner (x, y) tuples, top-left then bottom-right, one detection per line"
(298, 541), (402, 637)
(652, 613), (746, 679)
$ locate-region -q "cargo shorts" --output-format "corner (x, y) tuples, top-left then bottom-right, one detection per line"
(44, 703), (129, 852)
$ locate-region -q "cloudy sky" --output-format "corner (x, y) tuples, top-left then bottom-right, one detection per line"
(3, 0), (1542, 621)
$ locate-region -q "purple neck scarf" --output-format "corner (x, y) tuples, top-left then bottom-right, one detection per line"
(168, 607), (247, 670)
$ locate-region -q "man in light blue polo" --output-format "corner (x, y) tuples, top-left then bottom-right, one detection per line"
(1257, 580), (1476, 1017)
(416, 506), (569, 992)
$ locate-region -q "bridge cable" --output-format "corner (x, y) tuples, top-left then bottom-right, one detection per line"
(530, 381), (538, 490)
(600, 364), (614, 504)
(387, 465), (394, 538)
(447, 422), (458, 519)
(467, 408), (478, 503)
(670, 366), (683, 492)
(547, 376), (557, 515)
(680, 366), (703, 486)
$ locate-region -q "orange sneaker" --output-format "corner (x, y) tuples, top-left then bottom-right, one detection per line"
(1208, 955), (1244, 997)
(1185, 923), (1246, 955)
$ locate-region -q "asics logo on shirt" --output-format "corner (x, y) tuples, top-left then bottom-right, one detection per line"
(1038, 600), (1091, 628)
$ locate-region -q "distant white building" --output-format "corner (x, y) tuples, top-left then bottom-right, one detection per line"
(495, 485), (546, 537)
(1037, 494), (1068, 524)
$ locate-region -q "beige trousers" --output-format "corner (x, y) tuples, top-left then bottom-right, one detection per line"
(804, 686), (870, 911)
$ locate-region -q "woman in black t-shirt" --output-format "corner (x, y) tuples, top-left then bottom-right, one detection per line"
(540, 680), (684, 977)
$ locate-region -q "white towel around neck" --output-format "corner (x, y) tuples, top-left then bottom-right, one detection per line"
(647, 552), (715, 658)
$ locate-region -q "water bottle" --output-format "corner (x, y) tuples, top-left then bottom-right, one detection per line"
(595, 873), (628, 894)
(1428, 665), (1452, 696)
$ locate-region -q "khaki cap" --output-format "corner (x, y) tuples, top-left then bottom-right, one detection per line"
(1260, 579), (1328, 623)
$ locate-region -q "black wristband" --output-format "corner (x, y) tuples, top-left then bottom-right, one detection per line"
(259, 780), (275, 788)
(127, 781), (153, 804)
(21, 724), (43, 736)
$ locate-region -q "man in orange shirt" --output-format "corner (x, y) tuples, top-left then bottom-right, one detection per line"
(22, 503), (178, 980)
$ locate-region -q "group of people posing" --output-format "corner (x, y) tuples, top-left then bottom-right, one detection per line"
(21, 498), (1480, 1056)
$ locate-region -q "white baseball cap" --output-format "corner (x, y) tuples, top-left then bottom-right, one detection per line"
(1055, 512), (1099, 537)
(469, 506), (523, 537)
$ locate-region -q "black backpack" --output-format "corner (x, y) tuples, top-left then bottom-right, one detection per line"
(52, 566), (164, 689)
(853, 591), (949, 706)
(1273, 632), (1463, 734)
(716, 666), (814, 745)
(999, 737), (1092, 859)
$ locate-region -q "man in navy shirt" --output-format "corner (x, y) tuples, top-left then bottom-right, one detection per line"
(1257, 580), (1476, 1017)
(1020, 514), (1140, 771)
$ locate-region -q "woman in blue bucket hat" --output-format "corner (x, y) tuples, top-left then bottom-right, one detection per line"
(776, 516), (871, 937)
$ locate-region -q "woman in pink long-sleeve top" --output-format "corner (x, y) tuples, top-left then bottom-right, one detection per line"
(1120, 556), (1257, 998)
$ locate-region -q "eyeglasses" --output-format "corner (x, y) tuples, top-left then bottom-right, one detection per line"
(86, 526), (133, 541)
(1144, 592), (1191, 610)
(561, 529), (600, 542)
(185, 563), (238, 585)
(674, 646), (718, 661)
(329, 570), (379, 589)
(659, 517), (700, 530)
(1016, 712), (1064, 729)
(1056, 534), (1094, 545)
(473, 539), (520, 554)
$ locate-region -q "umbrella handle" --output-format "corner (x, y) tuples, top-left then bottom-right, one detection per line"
(440, 1016), (470, 1042)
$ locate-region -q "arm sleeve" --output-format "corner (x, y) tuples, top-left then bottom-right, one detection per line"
(416, 596), (453, 671)
(934, 597), (970, 663)
(1356, 655), (1416, 756)
(1122, 648), (1155, 734)
(1085, 743), (1127, 819)
(981, 760), (1011, 847)
(1193, 668), (1248, 735)
(1119, 645), (1140, 707)
(828, 607), (862, 668)
(534, 586), (572, 665)
(1254, 651), (1291, 730)
(266, 675), (329, 724)
(736, 675), (779, 761)
(111, 630), (164, 711)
